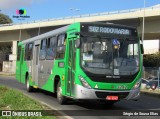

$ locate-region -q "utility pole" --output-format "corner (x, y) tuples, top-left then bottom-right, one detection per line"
(70, 8), (80, 23)
(19, 22), (22, 41)
(142, 0), (146, 44)
(38, 22), (41, 35)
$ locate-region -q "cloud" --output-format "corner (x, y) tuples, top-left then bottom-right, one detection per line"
(0, 0), (33, 10)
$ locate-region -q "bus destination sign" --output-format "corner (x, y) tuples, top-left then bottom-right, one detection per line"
(88, 26), (130, 35)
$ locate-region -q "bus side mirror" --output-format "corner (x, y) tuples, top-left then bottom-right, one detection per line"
(140, 44), (144, 54)
(75, 38), (81, 48)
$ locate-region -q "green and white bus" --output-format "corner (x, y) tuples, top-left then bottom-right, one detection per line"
(16, 22), (143, 105)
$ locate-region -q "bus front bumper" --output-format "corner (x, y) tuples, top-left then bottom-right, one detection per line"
(74, 84), (140, 100)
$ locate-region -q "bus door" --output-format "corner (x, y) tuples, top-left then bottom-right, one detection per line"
(33, 45), (39, 85)
(67, 39), (76, 96)
(20, 48), (24, 82)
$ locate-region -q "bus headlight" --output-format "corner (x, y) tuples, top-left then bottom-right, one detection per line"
(79, 75), (91, 89)
(133, 79), (141, 90)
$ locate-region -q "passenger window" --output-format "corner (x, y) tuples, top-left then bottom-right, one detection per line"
(46, 37), (57, 60)
(25, 43), (33, 61)
(28, 43), (33, 60)
(56, 34), (66, 59)
(127, 44), (139, 57)
(17, 46), (21, 61)
(39, 39), (47, 60)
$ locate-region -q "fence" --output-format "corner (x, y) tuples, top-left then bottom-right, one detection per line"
(142, 67), (160, 91)
(143, 67), (160, 79)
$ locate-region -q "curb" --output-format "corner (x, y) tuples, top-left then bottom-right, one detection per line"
(0, 73), (15, 76)
(23, 93), (73, 119)
(39, 101), (73, 119)
(141, 90), (160, 98)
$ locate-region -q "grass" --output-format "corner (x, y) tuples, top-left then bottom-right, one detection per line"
(0, 86), (56, 119)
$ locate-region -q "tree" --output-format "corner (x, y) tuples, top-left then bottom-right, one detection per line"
(143, 52), (160, 67)
(0, 13), (12, 24)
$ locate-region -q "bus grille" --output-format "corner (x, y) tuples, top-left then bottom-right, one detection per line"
(89, 77), (135, 83)
(95, 92), (129, 99)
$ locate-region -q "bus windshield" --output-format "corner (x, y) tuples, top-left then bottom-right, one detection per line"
(81, 36), (140, 76)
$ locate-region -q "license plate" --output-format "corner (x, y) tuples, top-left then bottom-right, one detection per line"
(106, 96), (118, 100)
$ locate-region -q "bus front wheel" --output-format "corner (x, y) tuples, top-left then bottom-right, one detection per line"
(57, 81), (67, 104)
(26, 77), (33, 92)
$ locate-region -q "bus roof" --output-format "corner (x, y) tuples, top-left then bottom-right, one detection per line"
(19, 25), (69, 45)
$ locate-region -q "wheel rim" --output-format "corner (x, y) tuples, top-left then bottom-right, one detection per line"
(27, 80), (29, 90)
(57, 86), (62, 101)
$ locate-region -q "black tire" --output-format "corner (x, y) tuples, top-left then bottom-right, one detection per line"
(57, 81), (67, 104)
(26, 76), (33, 92)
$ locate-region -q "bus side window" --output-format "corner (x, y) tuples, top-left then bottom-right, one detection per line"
(39, 39), (47, 60)
(56, 34), (66, 59)
(28, 43), (33, 60)
(25, 43), (33, 61)
(25, 44), (28, 60)
(46, 37), (57, 60)
(17, 46), (21, 61)
(127, 44), (139, 57)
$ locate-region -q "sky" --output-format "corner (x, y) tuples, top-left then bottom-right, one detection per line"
(0, 0), (160, 23)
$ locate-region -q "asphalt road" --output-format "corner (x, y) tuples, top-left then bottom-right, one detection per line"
(0, 75), (160, 119)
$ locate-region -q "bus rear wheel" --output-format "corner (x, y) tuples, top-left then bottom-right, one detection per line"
(57, 81), (67, 104)
(26, 77), (33, 92)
